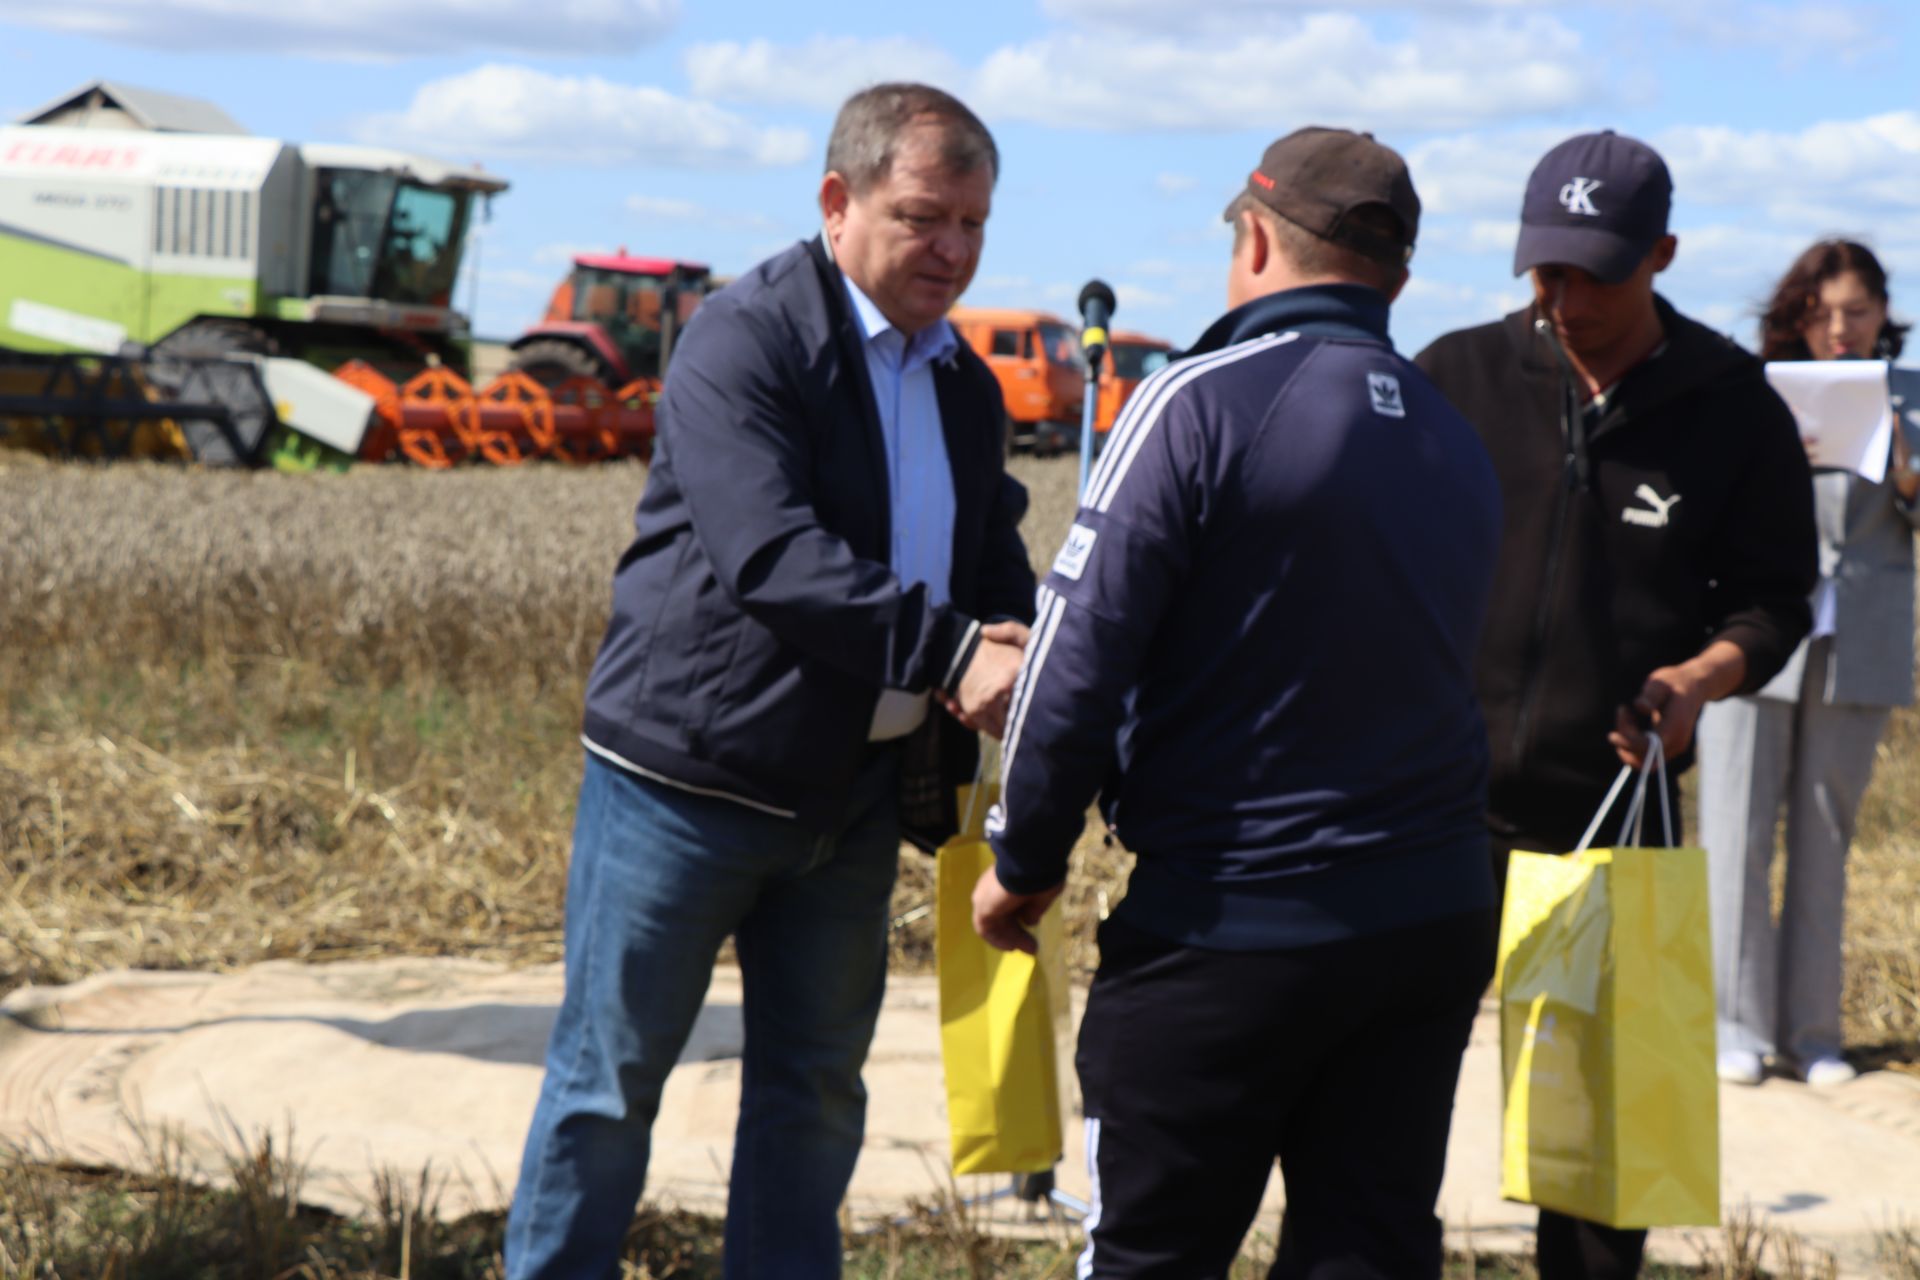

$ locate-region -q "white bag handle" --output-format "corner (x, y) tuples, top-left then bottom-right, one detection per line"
(1573, 735), (1672, 853)
(958, 737), (997, 838)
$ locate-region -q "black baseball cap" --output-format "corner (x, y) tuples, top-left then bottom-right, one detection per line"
(1513, 130), (1672, 284)
(1230, 126), (1420, 266)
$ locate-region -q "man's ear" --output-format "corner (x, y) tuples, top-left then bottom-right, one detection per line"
(1649, 234), (1678, 274)
(1245, 210), (1271, 276)
(820, 171), (851, 233)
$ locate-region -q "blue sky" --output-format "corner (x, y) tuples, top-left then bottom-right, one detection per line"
(4, 0), (1916, 356)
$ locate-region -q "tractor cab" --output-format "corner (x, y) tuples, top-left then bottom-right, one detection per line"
(510, 253), (713, 387)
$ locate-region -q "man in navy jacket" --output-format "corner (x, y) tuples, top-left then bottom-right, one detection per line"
(506, 84), (1036, 1279)
(976, 129), (1503, 1277)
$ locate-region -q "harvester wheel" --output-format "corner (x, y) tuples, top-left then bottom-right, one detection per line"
(548, 377), (617, 463)
(332, 360), (403, 462)
(475, 371), (557, 465)
(398, 367), (476, 468)
(509, 338), (609, 387)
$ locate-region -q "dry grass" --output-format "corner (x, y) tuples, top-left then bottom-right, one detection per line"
(0, 459), (638, 690)
(0, 456), (1088, 996)
(2, 453), (1918, 1072)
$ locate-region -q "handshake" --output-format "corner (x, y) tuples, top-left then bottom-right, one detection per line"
(939, 619), (1030, 739)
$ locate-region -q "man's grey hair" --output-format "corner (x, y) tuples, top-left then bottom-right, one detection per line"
(825, 83), (999, 193)
(1225, 192), (1406, 295)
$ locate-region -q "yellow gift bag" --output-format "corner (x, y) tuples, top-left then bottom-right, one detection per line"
(935, 780), (1069, 1176)
(1498, 739), (1720, 1228)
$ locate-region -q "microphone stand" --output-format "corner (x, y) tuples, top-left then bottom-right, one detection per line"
(900, 280), (1116, 1237)
(1078, 349), (1104, 498)
(1075, 279), (1116, 498)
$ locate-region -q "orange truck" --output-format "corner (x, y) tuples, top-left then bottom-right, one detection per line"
(947, 307), (1083, 454)
(1096, 330), (1175, 439)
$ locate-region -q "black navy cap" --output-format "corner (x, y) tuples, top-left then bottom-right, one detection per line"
(1513, 131), (1672, 284)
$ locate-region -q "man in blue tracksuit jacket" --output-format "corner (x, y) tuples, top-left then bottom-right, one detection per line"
(975, 128), (1504, 1278)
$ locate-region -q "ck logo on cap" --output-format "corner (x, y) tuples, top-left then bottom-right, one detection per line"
(1367, 371), (1405, 418)
(1559, 176), (1604, 217)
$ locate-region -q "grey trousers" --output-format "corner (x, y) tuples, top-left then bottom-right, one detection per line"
(1696, 639), (1890, 1063)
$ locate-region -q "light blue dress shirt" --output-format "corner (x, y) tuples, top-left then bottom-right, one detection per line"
(842, 274), (960, 739)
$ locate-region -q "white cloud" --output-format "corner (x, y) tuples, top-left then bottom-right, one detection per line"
(1116, 282), (1175, 310)
(478, 266), (556, 294)
(625, 195), (781, 232)
(1411, 111), (1920, 225)
(7, 0), (677, 58)
(1665, 224), (1820, 281)
(685, 36), (964, 109)
(356, 65), (810, 169)
(1154, 173), (1198, 195)
(1658, 112), (1920, 219)
(1670, 1), (1880, 66)
(1041, 0), (1562, 33)
(1420, 218), (1522, 256)
(974, 15), (1598, 132)
(532, 242), (612, 267)
(1031, 279), (1179, 315)
(1406, 127), (1591, 216)
(675, 15), (1597, 133)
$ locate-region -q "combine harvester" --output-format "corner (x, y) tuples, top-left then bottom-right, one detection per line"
(0, 81), (667, 467)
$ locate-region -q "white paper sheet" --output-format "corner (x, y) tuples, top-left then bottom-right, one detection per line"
(1765, 360), (1893, 481)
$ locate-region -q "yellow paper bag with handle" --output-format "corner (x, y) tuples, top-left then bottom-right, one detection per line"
(1498, 738), (1720, 1228)
(935, 780), (1069, 1176)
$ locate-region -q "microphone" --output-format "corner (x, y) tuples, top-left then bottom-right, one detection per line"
(1078, 279), (1116, 370)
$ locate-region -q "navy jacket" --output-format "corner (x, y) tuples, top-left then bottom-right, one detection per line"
(987, 284), (1503, 949)
(583, 238), (1037, 838)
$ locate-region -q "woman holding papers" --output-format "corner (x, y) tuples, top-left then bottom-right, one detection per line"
(1700, 239), (1918, 1088)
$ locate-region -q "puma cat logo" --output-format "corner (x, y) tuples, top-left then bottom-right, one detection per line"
(1621, 484), (1682, 528)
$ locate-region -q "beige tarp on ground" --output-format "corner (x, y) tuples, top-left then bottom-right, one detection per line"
(2, 959), (1917, 1274)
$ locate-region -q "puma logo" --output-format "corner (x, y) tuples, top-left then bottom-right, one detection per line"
(1621, 484), (1682, 528)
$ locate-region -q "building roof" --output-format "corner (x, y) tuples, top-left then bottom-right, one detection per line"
(18, 80), (248, 135)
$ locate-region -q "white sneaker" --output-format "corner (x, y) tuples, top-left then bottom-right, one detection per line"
(1801, 1055), (1857, 1087)
(1717, 1049), (1764, 1085)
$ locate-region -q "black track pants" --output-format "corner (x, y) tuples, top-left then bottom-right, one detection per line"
(1073, 909), (1497, 1279)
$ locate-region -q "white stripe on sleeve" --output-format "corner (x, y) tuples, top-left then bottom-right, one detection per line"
(1093, 332), (1298, 513)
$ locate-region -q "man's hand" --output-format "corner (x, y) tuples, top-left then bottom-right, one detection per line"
(1608, 639), (1748, 767)
(972, 864), (1064, 955)
(943, 620), (1030, 738)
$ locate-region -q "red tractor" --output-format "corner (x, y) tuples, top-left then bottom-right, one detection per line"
(508, 252), (713, 387)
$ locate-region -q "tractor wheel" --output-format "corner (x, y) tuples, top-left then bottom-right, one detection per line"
(509, 338), (610, 388)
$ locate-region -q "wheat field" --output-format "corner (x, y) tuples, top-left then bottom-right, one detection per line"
(1, 453), (1916, 1068)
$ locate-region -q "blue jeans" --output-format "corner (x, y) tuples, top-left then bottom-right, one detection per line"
(505, 749), (902, 1279)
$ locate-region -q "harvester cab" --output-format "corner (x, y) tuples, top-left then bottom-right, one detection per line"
(289, 144), (507, 372)
(508, 254), (712, 388)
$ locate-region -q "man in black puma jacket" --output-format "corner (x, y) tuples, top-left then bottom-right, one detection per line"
(1416, 130), (1816, 1280)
